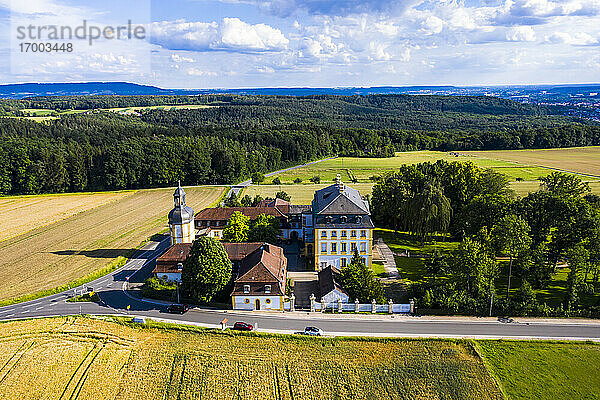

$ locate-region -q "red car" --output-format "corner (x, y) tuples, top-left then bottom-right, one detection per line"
(232, 321), (254, 331)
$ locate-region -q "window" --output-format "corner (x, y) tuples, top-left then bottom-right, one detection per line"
(266, 298), (271, 304)
(243, 285), (250, 294)
(360, 230), (366, 238)
(351, 243), (357, 252)
(177, 263), (183, 271)
(331, 243), (337, 253)
(321, 230), (327, 238)
(356, 216), (362, 223)
(341, 258), (347, 267)
(321, 243), (327, 253)
(341, 230), (347, 238)
(360, 242), (366, 253)
(340, 216), (347, 223)
(331, 230), (337, 238)
(265, 285), (271, 294)
(341, 243), (347, 253)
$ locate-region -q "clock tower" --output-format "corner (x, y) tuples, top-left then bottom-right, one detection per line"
(168, 182), (195, 245)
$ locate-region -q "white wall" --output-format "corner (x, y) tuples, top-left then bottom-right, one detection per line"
(321, 289), (349, 303)
(232, 295), (282, 311)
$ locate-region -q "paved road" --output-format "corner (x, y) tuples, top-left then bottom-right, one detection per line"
(1, 237), (600, 341)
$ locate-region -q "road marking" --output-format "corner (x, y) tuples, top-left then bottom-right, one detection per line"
(4, 314), (13, 318)
(20, 310), (29, 314)
(35, 306), (44, 310)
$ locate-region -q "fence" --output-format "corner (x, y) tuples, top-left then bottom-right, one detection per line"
(283, 296), (414, 314)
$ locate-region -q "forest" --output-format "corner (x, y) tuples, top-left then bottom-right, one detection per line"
(1, 94), (599, 195)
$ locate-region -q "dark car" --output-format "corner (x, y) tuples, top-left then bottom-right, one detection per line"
(232, 321), (254, 331)
(166, 304), (189, 314)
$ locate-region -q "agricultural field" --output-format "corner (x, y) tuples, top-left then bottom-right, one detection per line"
(0, 186), (225, 304)
(0, 316), (504, 399)
(260, 149), (600, 199)
(105, 104), (215, 114)
(464, 146), (600, 178)
(0, 191), (133, 242)
(478, 340), (600, 400)
(243, 183), (375, 205)
(267, 151), (590, 184)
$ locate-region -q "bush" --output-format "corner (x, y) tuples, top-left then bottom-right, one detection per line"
(309, 176), (321, 184)
(272, 177), (281, 185)
(294, 178), (302, 184)
(142, 277), (177, 301)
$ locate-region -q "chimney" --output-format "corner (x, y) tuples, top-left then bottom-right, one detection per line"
(336, 174), (343, 190)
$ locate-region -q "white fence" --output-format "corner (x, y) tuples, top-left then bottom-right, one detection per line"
(283, 298), (414, 314)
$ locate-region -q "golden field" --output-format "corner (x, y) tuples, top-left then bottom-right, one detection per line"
(0, 317), (503, 400)
(0, 186), (225, 304)
(463, 146), (600, 178)
(0, 191), (133, 242)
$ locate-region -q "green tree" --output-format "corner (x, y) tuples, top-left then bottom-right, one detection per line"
(491, 214), (532, 298)
(240, 194), (253, 207)
(248, 214), (279, 243)
(224, 191), (241, 207)
(539, 171), (590, 198)
(309, 175), (321, 184)
(293, 178), (302, 184)
(424, 251), (450, 283)
(564, 244), (589, 310)
(340, 250), (385, 303)
(451, 235), (498, 298)
(222, 211), (250, 242)
(405, 181), (452, 243)
(181, 237), (232, 303)
(272, 177), (281, 185)
(252, 194), (264, 206)
(275, 190), (291, 202)
(251, 172), (265, 184)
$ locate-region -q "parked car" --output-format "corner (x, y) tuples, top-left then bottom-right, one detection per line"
(232, 321), (254, 331)
(166, 304), (189, 314)
(303, 326), (323, 336)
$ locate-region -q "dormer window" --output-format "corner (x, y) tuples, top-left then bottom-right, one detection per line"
(265, 285), (271, 294)
(177, 263), (183, 271)
(243, 285), (250, 293)
(325, 216), (332, 223)
(340, 216), (347, 223)
(355, 216), (362, 224)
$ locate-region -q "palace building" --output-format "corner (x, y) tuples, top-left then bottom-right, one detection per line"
(194, 174), (374, 271)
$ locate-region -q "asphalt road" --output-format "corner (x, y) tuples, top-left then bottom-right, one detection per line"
(1, 237), (600, 341)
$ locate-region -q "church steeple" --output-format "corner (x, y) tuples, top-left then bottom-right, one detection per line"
(168, 181), (195, 245)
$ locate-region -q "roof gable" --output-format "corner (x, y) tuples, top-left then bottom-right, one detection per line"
(313, 184), (369, 215)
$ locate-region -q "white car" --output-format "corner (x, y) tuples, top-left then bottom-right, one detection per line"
(303, 326), (323, 336)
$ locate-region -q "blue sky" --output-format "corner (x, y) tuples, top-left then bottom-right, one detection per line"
(1, 0), (599, 88)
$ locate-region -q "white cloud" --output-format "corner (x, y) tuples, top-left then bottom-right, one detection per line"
(187, 68), (217, 76)
(171, 54), (195, 63)
(506, 26), (536, 41)
(421, 16), (444, 35)
(545, 32), (598, 45)
(151, 18), (289, 53)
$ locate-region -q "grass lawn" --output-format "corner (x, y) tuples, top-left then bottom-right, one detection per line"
(477, 340), (600, 400)
(371, 261), (387, 278)
(0, 316), (504, 399)
(242, 183), (375, 204)
(266, 150), (600, 187)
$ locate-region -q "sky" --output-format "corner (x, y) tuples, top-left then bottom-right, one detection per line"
(0, 0), (599, 88)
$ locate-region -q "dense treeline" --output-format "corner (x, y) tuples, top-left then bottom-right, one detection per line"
(372, 165), (600, 317)
(1, 94), (599, 195)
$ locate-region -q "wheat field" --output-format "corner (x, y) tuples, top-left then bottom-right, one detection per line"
(0, 186), (225, 303)
(0, 317), (503, 400)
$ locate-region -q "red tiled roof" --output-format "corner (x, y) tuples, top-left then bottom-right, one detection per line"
(195, 207), (286, 221)
(232, 243), (287, 296)
(222, 242), (265, 261)
(154, 243), (192, 274)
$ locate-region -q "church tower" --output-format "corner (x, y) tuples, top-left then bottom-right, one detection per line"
(168, 181), (195, 245)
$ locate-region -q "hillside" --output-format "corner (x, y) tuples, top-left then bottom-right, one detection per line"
(1, 94), (599, 196)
